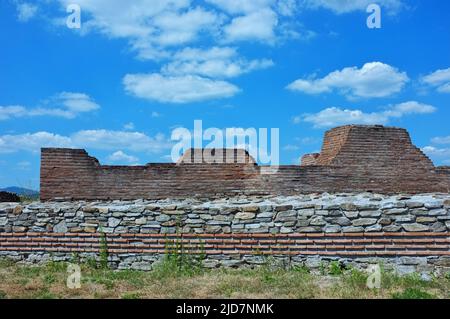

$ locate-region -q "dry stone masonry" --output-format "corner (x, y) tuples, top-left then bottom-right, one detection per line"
(1, 193), (449, 274)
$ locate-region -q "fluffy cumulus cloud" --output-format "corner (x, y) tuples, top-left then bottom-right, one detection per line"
(223, 8), (279, 43)
(57, 0), (197, 59)
(296, 101), (436, 128)
(421, 67), (450, 94)
(0, 92), (99, 120)
(302, 0), (404, 14)
(54, 0), (301, 59)
(162, 47), (274, 78)
(0, 132), (72, 153)
(123, 73), (240, 103)
(287, 62), (409, 99)
(14, 1), (315, 104)
(0, 130), (172, 154)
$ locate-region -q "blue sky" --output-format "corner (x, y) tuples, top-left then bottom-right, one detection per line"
(1, 0), (450, 190)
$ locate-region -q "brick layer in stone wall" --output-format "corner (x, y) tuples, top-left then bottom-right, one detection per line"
(1, 232), (449, 257)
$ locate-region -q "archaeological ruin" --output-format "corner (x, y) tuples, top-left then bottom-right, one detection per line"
(1, 125), (449, 274)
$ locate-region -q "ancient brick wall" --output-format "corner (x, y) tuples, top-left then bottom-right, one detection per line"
(40, 125), (450, 201)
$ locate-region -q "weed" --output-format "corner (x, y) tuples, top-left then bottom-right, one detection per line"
(158, 233), (206, 277)
(121, 292), (141, 299)
(344, 268), (369, 288)
(392, 287), (435, 299)
(292, 264), (310, 274)
(328, 261), (345, 276)
(33, 288), (57, 299)
(43, 273), (56, 285)
(85, 257), (98, 269)
(319, 262), (327, 276)
(46, 260), (66, 273)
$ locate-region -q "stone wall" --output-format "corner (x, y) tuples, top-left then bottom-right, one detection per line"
(1, 193), (449, 275)
(40, 125), (450, 201)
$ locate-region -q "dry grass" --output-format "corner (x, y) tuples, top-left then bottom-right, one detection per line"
(0, 258), (448, 299)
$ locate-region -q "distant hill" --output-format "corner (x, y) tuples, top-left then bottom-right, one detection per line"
(0, 187), (39, 197)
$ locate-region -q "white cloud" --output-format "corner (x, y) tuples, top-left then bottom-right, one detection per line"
(16, 2), (38, 22)
(298, 101), (436, 128)
(283, 144), (300, 151)
(71, 130), (172, 153)
(423, 134), (450, 165)
(205, 0), (274, 14)
(53, 92), (100, 113)
(223, 9), (278, 43)
(276, 0), (298, 16)
(123, 73), (240, 103)
(287, 62), (409, 99)
(303, 107), (386, 128)
(51, 0), (304, 58)
(0, 106), (28, 120)
(151, 6), (221, 47)
(57, 0), (221, 60)
(151, 112), (162, 118)
(107, 151), (139, 164)
(0, 130), (172, 154)
(302, 0), (404, 14)
(12, 0), (307, 106)
(162, 46), (274, 78)
(206, 0), (298, 16)
(421, 67), (450, 94)
(422, 146), (450, 158)
(0, 132), (72, 154)
(0, 92), (99, 120)
(123, 122), (135, 130)
(431, 136), (450, 145)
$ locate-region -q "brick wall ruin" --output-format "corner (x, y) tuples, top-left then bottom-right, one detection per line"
(40, 125), (450, 201)
(2, 124), (448, 273)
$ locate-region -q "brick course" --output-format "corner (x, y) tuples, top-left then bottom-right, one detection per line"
(1, 232), (448, 256)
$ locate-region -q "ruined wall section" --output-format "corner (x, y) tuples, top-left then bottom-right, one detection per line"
(40, 126), (450, 201)
(40, 148), (261, 200)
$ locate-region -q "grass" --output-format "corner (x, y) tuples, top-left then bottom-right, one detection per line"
(0, 258), (448, 299)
